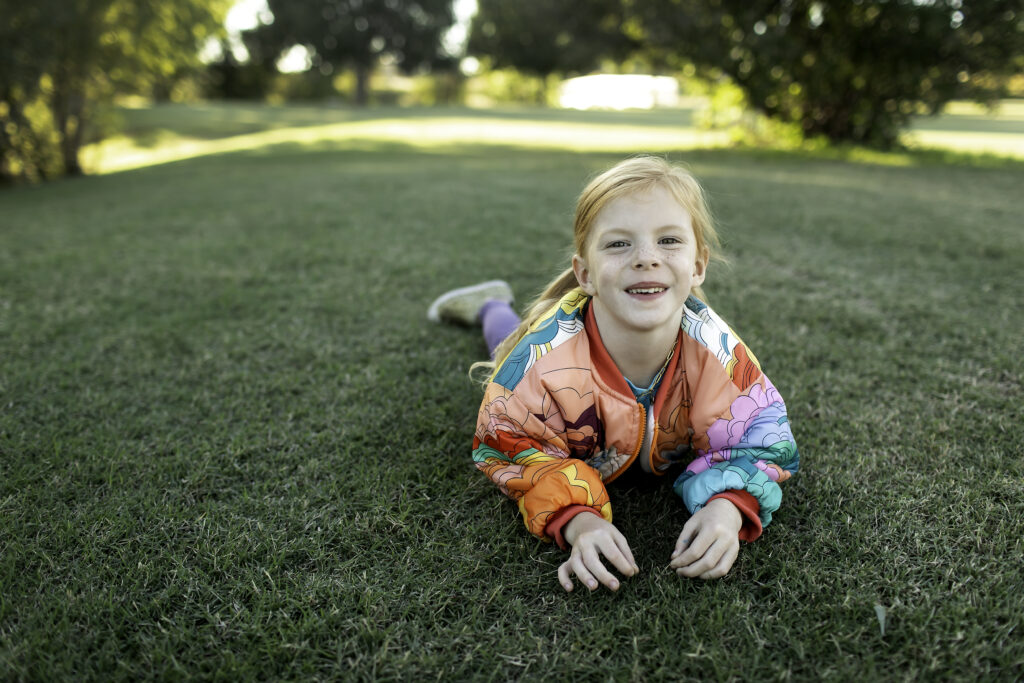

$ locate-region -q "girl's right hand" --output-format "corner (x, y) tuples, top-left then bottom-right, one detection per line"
(557, 513), (639, 592)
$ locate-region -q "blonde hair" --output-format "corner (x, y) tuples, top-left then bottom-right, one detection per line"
(473, 155), (721, 382)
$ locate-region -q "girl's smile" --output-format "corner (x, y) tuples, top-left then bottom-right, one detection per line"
(625, 281), (670, 299)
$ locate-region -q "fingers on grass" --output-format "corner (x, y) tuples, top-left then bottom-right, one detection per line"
(698, 545), (738, 580)
(670, 530), (712, 569)
(676, 539), (740, 579)
(561, 549), (624, 592)
(603, 534), (638, 577)
(557, 561), (575, 592)
(670, 534), (693, 562)
(671, 520), (697, 559)
(562, 550), (597, 591)
(581, 547), (619, 591)
(675, 538), (725, 578)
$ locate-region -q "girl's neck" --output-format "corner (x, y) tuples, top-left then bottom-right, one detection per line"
(591, 303), (680, 388)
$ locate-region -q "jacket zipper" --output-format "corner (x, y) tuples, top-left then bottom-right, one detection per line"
(634, 404), (646, 458)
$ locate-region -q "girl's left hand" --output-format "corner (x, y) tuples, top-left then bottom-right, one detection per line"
(669, 498), (743, 579)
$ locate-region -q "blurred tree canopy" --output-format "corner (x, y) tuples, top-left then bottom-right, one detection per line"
(0, 0), (229, 182)
(635, 0), (1024, 148)
(468, 0), (636, 81)
(469, 0), (1024, 148)
(246, 0), (457, 106)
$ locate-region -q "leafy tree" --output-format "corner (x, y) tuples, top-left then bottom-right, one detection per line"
(466, 0), (1023, 147)
(205, 37), (281, 101)
(632, 0), (1024, 147)
(248, 0), (457, 106)
(0, 0), (229, 182)
(467, 0), (636, 84)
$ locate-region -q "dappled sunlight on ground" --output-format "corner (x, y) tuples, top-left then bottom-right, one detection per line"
(81, 100), (1024, 175)
(904, 130), (1024, 157)
(83, 111), (727, 174)
(904, 99), (1024, 157)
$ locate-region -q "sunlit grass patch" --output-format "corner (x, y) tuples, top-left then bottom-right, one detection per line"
(83, 103), (725, 174)
(903, 129), (1024, 157)
(904, 98), (1024, 157)
(83, 100), (1024, 176)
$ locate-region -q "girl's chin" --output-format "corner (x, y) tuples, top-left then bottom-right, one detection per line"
(621, 315), (681, 333)
(594, 300), (685, 333)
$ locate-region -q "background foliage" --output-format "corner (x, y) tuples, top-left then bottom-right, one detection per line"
(468, 0), (636, 81)
(242, 0), (457, 105)
(0, 0), (229, 182)
(3, 0), (1022, 182)
(632, 0), (1024, 147)
(469, 0), (1024, 147)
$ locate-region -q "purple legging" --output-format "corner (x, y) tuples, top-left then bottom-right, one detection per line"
(480, 299), (521, 359)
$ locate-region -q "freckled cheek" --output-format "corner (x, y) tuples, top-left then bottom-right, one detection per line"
(596, 260), (626, 290)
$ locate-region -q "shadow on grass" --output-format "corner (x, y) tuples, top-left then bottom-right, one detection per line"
(113, 101), (375, 141)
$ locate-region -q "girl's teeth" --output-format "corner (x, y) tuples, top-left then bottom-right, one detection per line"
(629, 288), (664, 294)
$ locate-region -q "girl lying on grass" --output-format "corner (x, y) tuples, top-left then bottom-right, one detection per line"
(428, 156), (799, 592)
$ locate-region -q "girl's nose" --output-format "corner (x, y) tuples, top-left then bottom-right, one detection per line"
(633, 244), (660, 268)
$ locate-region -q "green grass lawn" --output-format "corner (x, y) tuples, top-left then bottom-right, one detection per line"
(2, 103), (1023, 680)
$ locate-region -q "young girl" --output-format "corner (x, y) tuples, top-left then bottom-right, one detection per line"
(428, 156), (798, 592)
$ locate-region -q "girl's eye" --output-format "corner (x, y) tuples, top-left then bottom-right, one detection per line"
(660, 237), (682, 245)
(606, 240), (628, 249)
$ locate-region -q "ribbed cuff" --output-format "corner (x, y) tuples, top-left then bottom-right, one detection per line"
(544, 505), (602, 550)
(708, 490), (763, 542)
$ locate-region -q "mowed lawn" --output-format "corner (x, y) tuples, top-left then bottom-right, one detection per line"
(1, 104), (1023, 680)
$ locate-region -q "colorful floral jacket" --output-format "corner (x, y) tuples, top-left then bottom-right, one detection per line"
(472, 288), (799, 543)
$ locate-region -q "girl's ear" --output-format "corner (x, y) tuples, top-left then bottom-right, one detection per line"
(572, 253), (597, 295)
(692, 247), (709, 286)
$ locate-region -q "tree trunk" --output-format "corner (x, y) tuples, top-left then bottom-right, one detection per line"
(354, 63), (371, 106)
(538, 73), (557, 106)
(63, 116), (84, 176)
(63, 89), (86, 176)
(62, 129), (84, 176)
(52, 69), (85, 176)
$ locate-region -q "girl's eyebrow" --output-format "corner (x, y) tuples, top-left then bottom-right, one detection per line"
(599, 224), (690, 235)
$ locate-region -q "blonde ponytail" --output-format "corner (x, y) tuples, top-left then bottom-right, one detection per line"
(469, 266), (579, 383)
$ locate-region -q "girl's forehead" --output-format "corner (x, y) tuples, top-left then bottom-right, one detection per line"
(592, 186), (692, 229)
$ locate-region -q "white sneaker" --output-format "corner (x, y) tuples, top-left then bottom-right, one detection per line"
(427, 280), (514, 325)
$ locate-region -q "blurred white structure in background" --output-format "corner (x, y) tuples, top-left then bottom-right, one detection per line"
(559, 75), (680, 110)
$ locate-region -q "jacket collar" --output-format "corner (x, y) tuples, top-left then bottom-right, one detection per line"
(583, 299), (684, 412)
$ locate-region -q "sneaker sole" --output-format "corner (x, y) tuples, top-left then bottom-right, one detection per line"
(426, 279), (514, 323)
